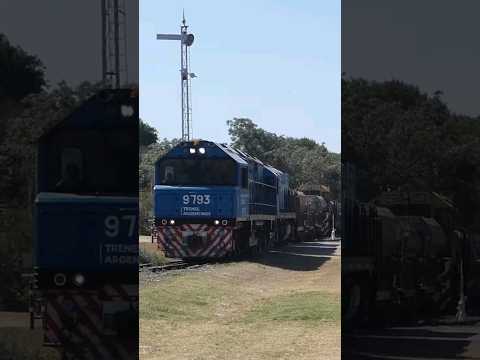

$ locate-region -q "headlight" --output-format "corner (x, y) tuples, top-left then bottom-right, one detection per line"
(189, 148), (196, 154)
(161, 219), (167, 225)
(214, 220), (220, 225)
(120, 105), (134, 117)
(199, 147), (206, 154)
(169, 219), (175, 225)
(221, 220), (228, 226)
(73, 273), (85, 286)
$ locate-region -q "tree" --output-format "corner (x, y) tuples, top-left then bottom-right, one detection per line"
(227, 118), (280, 162)
(342, 76), (480, 229)
(140, 119), (158, 146)
(0, 34), (46, 100)
(226, 118), (340, 196)
(342, 77), (451, 197)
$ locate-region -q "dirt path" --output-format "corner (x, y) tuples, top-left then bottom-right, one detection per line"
(140, 241), (341, 360)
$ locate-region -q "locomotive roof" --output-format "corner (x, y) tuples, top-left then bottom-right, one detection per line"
(159, 139), (286, 176)
(38, 88), (138, 143)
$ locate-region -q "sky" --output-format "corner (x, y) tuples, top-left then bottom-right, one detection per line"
(0, 1), (138, 87)
(343, 0), (480, 117)
(140, 0), (341, 152)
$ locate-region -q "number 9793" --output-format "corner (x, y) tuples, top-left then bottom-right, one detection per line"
(182, 194), (210, 205)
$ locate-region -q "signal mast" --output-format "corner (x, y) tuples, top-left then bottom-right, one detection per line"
(156, 12), (196, 141)
(101, 0), (128, 88)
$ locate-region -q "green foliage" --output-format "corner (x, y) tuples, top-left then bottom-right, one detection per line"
(140, 119), (158, 146)
(0, 33), (46, 100)
(342, 76), (480, 228)
(227, 118), (340, 197)
(139, 245), (167, 265)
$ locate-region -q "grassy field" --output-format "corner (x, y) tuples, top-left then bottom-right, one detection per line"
(140, 255), (340, 360)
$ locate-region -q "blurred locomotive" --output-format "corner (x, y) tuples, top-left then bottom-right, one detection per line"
(31, 89), (139, 359)
(341, 162), (480, 326)
(152, 140), (337, 259)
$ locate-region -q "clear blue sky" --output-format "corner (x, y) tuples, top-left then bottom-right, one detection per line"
(140, 0), (340, 152)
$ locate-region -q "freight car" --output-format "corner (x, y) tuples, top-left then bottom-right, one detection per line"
(152, 140), (298, 259)
(341, 162), (477, 326)
(31, 89), (139, 359)
(295, 191), (333, 241)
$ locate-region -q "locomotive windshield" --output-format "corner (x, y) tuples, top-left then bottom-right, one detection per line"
(40, 128), (138, 196)
(158, 158), (236, 186)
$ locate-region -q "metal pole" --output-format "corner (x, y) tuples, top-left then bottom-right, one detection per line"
(180, 30), (185, 140)
(101, 0), (107, 84)
(157, 15), (195, 141)
(185, 44), (191, 140)
(113, 0), (120, 88)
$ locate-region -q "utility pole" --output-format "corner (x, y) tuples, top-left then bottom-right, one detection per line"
(156, 12), (196, 141)
(101, 0), (128, 88)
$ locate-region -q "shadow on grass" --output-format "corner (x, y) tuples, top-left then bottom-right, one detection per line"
(253, 241), (339, 272)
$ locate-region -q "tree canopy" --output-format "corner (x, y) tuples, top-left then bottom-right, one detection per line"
(0, 34), (46, 100)
(227, 118), (340, 197)
(140, 119), (158, 146)
(342, 76), (480, 229)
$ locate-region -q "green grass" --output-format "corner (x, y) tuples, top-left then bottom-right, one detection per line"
(244, 291), (340, 323)
(141, 271), (339, 325)
(140, 275), (226, 321)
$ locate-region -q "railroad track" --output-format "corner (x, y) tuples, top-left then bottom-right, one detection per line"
(139, 259), (205, 272)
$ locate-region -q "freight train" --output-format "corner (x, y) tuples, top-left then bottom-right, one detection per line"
(31, 89), (139, 359)
(152, 140), (336, 259)
(341, 162), (480, 326)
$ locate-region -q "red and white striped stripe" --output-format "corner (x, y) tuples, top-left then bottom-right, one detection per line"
(43, 284), (137, 359)
(154, 224), (233, 258)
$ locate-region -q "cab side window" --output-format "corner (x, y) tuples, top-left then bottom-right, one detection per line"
(56, 148), (83, 193)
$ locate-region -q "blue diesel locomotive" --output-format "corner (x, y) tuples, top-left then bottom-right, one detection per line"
(153, 140), (297, 258)
(32, 89), (139, 359)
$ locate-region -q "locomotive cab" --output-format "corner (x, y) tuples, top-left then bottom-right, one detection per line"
(35, 89), (139, 282)
(153, 141), (248, 258)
